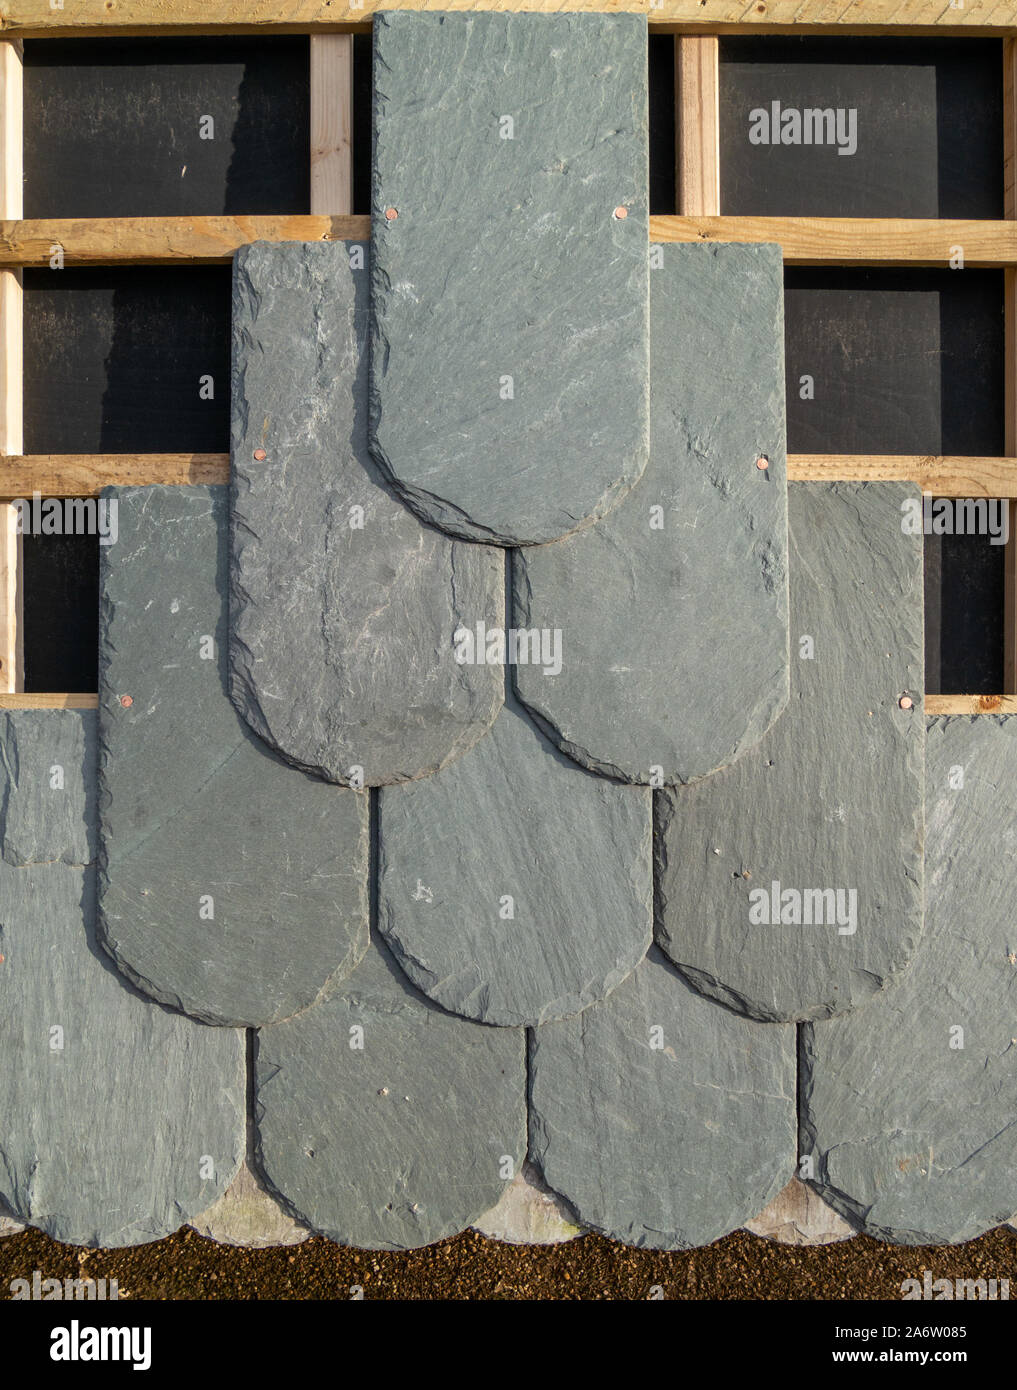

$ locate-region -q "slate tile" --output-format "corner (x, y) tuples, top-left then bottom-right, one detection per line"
(656, 481), (925, 1022)
(513, 242), (788, 784)
(529, 946), (796, 1250)
(0, 711), (245, 1248)
(378, 698), (652, 1027)
(230, 241), (504, 786)
(801, 715), (1017, 1244)
(0, 710), (96, 865)
(254, 936), (526, 1250)
(97, 485), (369, 1028)
(370, 11), (649, 546)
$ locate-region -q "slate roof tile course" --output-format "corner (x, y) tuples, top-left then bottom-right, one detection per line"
(5, 10), (1015, 1259)
(231, 240), (505, 788)
(0, 711), (246, 1249)
(368, 11), (651, 547)
(97, 485), (370, 1029)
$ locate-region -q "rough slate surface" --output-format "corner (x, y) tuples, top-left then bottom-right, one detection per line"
(513, 242), (788, 783)
(801, 716), (1017, 1245)
(255, 937), (526, 1250)
(529, 946), (795, 1250)
(0, 710), (245, 1248)
(656, 482), (925, 1023)
(370, 11), (649, 546)
(1, 710), (96, 865)
(378, 698), (652, 1027)
(97, 485), (370, 1028)
(231, 241), (504, 786)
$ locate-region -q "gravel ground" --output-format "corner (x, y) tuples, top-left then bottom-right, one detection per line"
(2, 1225), (1017, 1300)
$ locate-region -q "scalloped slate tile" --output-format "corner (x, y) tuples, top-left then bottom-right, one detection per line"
(656, 482), (924, 1023)
(378, 698), (652, 1027)
(370, 11), (649, 546)
(1, 710), (96, 866)
(230, 241), (504, 786)
(529, 946), (795, 1250)
(0, 711), (245, 1249)
(97, 485), (369, 1028)
(254, 937), (526, 1250)
(513, 242), (788, 784)
(801, 715), (1017, 1245)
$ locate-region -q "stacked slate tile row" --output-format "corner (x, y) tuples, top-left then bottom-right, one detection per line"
(2, 11), (1014, 1252)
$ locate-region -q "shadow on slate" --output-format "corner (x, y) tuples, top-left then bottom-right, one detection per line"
(801, 716), (1017, 1245)
(0, 710), (245, 1248)
(369, 11), (649, 546)
(656, 482), (925, 1024)
(528, 946), (796, 1250)
(254, 934), (526, 1250)
(97, 486), (370, 1028)
(230, 241), (504, 787)
(378, 696), (652, 1028)
(512, 242), (789, 785)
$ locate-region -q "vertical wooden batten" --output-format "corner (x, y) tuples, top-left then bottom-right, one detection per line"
(310, 34), (354, 218)
(1004, 38), (1017, 693)
(0, 39), (23, 695)
(674, 35), (720, 217)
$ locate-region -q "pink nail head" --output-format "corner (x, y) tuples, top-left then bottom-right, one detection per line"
(120, 695), (133, 708)
(756, 455), (769, 471)
(899, 695), (913, 710)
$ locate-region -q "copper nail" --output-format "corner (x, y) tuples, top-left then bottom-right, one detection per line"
(385, 207), (399, 221)
(755, 455), (769, 471)
(899, 695), (913, 710)
(253, 448), (267, 461)
(119, 695), (133, 708)
(613, 206), (628, 220)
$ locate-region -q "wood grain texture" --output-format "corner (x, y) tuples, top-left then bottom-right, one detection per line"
(1003, 40), (1017, 691)
(674, 35), (718, 216)
(311, 34), (353, 216)
(0, 454), (229, 495)
(925, 694), (1017, 715)
(0, 39), (21, 693)
(651, 216), (1017, 266)
(9, 454), (1017, 497)
(0, 215), (369, 264)
(5, 1), (1017, 37)
(0, 691), (97, 707)
(6, 216), (1017, 267)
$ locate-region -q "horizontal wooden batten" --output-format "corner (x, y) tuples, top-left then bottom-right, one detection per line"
(7, 455), (1017, 498)
(925, 695), (1017, 715)
(8, 692), (1007, 713)
(0, 215), (369, 266)
(0, 691), (97, 708)
(651, 217), (1017, 267)
(7, 217), (1017, 268)
(4, 1), (1017, 39)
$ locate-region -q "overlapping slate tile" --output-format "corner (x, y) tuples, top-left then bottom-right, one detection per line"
(0, 710), (245, 1248)
(97, 485), (369, 1028)
(378, 697), (652, 1027)
(801, 715), (1017, 1244)
(529, 946), (795, 1250)
(513, 242), (788, 783)
(255, 936), (526, 1250)
(656, 482), (924, 1022)
(230, 241), (504, 785)
(370, 11), (649, 546)
(1, 710), (96, 865)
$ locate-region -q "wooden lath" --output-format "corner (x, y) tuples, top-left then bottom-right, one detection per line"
(6, 216), (1017, 267)
(4, 0), (1017, 39)
(5, 453), (1017, 498)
